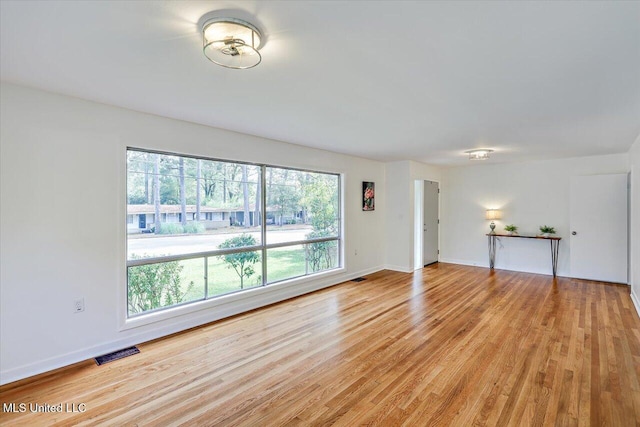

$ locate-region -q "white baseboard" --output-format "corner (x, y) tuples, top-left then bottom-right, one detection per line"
(439, 258), (567, 277)
(631, 290), (640, 320)
(347, 265), (385, 279)
(0, 265), (384, 386)
(439, 258), (488, 268)
(383, 264), (413, 273)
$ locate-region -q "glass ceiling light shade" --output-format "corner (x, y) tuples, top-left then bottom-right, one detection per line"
(465, 149), (493, 160)
(202, 17), (262, 69)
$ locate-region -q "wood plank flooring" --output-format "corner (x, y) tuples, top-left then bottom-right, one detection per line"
(1, 263), (639, 426)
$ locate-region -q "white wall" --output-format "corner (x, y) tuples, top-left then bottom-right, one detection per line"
(630, 135), (640, 317)
(2, 82), (636, 384)
(0, 83), (387, 384)
(440, 154), (629, 277)
(385, 160), (441, 272)
(385, 162), (411, 271)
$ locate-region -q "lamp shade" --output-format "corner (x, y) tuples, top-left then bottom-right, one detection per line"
(485, 209), (502, 220)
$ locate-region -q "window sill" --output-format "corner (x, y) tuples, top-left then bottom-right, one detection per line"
(120, 267), (346, 331)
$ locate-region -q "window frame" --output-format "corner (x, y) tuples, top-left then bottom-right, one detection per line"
(125, 147), (342, 319)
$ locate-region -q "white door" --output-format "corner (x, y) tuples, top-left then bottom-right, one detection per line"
(423, 181), (439, 266)
(570, 174), (628, 283)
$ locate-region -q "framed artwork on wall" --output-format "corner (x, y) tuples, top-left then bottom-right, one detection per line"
(363, 182), (375, 211)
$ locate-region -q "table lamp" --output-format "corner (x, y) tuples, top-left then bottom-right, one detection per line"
(486, 209), (502, 234)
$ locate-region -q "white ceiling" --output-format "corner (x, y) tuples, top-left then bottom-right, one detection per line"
(1, 1), (639, 165)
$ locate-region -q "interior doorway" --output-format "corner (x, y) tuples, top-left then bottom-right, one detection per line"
(422, 181), (439, 266)
(414, 180), (439, 269)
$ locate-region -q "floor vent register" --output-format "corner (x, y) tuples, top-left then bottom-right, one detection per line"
(95, 346), (140, 365)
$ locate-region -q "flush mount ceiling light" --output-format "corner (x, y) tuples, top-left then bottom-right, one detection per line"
(465, 149), (493, 160)
(202, 17), (262, 69)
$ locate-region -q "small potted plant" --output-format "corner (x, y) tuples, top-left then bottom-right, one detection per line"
(504, 224), (518, 235)
(539, 225), (556, 237)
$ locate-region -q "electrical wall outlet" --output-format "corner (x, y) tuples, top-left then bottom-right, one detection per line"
(74, 298), (85, 313)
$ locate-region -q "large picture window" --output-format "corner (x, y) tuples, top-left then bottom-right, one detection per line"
(126, 148), (341, 317)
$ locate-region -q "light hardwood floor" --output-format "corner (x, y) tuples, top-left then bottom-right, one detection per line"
(1, 263), (639, 426)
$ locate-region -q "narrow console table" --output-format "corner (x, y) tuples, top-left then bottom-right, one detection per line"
(487, 233), (561, 277)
